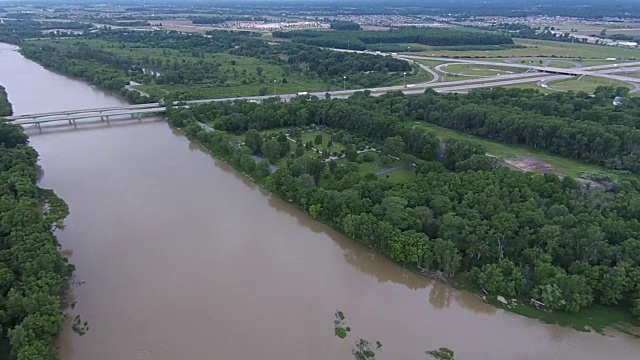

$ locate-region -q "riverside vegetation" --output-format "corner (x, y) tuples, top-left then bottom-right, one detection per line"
(0, 97), (74, 359)
(166, 88), (640, 331)
(0, 86), (11, 117)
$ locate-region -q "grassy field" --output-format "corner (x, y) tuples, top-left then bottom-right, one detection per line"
(329, 151), (417, 183)
(441, 63), (527, 77)
(495, 82), (553, 93)
(548, 76), (633, 93)
(414, 38), (640, 59)
(300, 131), (345, 153)
(415, 59), (448, 68)
(544, 23), (640, 32)
(413, 122), (634, 181)
(382, 167), (415, 183)
(543, 60), (578, 68)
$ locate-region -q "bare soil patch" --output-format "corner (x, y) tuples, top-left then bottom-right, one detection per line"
(504, 156), (562, 175)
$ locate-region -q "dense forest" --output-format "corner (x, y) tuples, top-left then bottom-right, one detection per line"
(0, 85), (12, 117)
(273, 27), (514, 51)
(165, 90), (640, 320)
(330, 21), (362, 31)
(411, 88), (640, 174)
(0, 120), (74, 358)
(230, 41), (413, 84)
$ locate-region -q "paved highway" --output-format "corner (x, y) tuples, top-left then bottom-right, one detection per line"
(329, 48), (640, 92)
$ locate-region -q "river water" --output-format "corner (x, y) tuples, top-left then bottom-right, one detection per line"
(2, 42), (640, 360)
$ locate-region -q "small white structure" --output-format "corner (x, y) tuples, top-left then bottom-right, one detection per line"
(613, 97), (624, 106)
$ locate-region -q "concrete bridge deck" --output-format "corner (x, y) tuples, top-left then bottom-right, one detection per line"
(8, 107), (167, 126)
(5, 102), (161, 122)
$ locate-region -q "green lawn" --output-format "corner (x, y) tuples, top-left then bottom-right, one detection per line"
(495, 83), (553, 93)
(628, 72), (640, 79)
(415, 59), (449, 68)
(548, 76), (633, 93)
(300, 131), (345, 153)
(544, 60), (578, 68)
(441, 63), (526, 77)
(349, 152), (416, 183)
(578, 59), (628, 66)
(414, 122), (635, 181)
(413, 38), (640, 59)
(383, 167), (416, 183)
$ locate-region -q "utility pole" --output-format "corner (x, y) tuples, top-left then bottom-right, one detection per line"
(273, 79), (277, 95)
(403, 72), (407, 87)
(343, 76), (346, 91)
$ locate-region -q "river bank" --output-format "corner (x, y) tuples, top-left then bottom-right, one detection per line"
(0, 92), (73, 360)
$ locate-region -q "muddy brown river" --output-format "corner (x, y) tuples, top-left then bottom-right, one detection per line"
(1, 42), (640, 359)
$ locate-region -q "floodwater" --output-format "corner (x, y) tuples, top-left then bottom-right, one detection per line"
(1, 42), (640, 359)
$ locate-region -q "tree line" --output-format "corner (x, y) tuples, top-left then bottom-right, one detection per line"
(330, 21), (362, 31)
(165, 92), (640, 320)
(0, 19), (92, 44)
(0, 85), (12, 117)
(273, 27), (514, 51)
(83, 28), (260, 53)
(491, 24), (588, 44)
(0, 121), (74, 359)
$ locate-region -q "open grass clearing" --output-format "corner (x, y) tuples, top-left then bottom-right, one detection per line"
(441, 63), (527, 77)
(494, 82), (553, 93)
(543, 60), (578, 68)
(334, 152), (416, 183)
(300, 130), (345, 153)
(382, 167), (416, 183)
(413, 122), (634, 181)
(414, 59), (449, 68)
(548, 76), (633, 93)
(413, 38), (640, 59)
